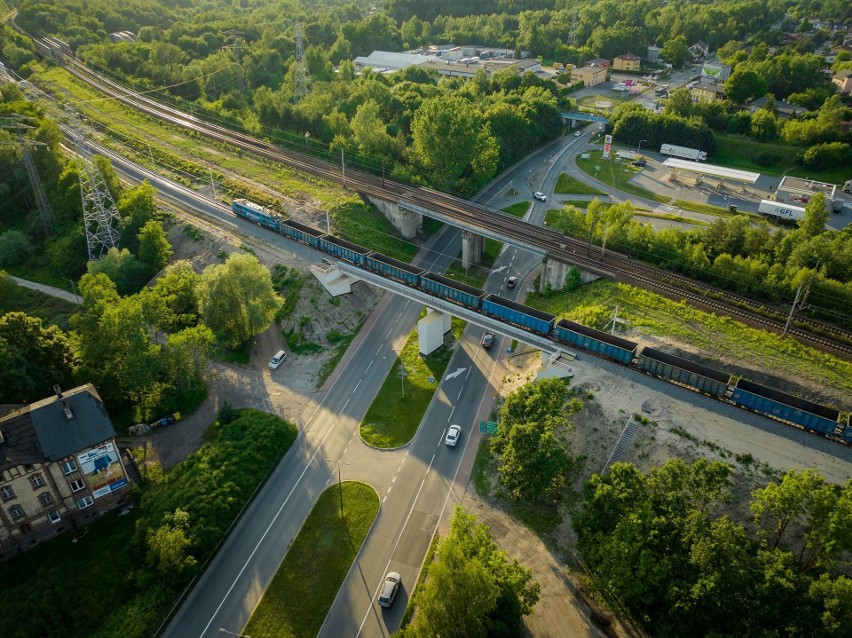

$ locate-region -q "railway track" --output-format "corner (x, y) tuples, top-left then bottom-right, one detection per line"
(40, 54), (852, 356)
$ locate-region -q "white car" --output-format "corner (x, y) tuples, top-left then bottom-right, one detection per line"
(268, 350), (287, 370)
(378, 572), (401, 608)
(445, 424), (461, 447)
(574, 130), (582, 137)
(533, 192), (547, 202)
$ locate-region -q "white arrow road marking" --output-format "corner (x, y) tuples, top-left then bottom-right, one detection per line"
(493, 265), (507, 273)
(445, 367), (468, 380)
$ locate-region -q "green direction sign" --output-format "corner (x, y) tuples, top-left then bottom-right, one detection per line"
(479, 420), (498, 435)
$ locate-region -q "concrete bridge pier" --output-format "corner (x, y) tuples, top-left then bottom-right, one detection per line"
(461, 230), (485, 268)
(364, 195), (422, 239)
(544, 257), (601, 290)
(418, 307), (451, 356)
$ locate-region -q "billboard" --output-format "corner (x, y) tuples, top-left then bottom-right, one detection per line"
(77, 442), (128, 499)
(603, 134), (612, 159)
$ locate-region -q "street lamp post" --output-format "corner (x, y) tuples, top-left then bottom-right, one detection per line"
(219, 628), (250, 638)
(637, 139), (647, 156)
(325, 458), (349, 518)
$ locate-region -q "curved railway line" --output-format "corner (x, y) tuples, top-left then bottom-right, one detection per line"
(23, 48), (852, 356)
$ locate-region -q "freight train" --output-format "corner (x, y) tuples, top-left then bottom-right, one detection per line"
(232, 199), (852, 444)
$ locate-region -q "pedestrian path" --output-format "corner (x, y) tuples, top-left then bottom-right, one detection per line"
(9, 275), (81, 304)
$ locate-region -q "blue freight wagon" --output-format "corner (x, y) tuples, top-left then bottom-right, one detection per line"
(732, 379), (841, 435)
(554, 319), (637, 364)
(281, 219), (325, 248)
(639, 347), (730, 396)
(481, 295), (555, 334)
(365, 253), (424, 286)
(316, 235), (370, 265)
(421, 273), (486, 309)
(232, 199), (282, 231)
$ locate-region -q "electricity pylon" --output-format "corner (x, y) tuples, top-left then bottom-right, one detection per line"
(293, 21), (310, 104)
(0, 115), (55, 236)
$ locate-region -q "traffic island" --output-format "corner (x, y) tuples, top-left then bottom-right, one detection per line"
(243, 482), (380, 638)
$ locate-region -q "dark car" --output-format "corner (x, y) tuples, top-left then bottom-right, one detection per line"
(480, 332), (495, 348)
(631, 159), (646, 167)
(506, 276), (517, 289)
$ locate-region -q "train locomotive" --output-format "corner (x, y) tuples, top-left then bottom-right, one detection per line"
(232, 199), (852, 444)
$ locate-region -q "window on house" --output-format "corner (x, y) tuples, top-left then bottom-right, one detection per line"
(48, 511), (61, 524)
(10, 505), (24, 519)
(76, 495), (93, 510)
(69, 479), (85, 493)
(60, 460), (77, 475)
(19, 524), (31, 534)
(0, 486), (14, 501)
(30, 474), (44, 488)
(39, 492), (53, 506)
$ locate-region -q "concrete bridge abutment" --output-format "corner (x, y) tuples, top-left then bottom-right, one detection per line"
(461, 230), (485, 268)
(544, 257), (601, 290)
(365, 195), (422, 239)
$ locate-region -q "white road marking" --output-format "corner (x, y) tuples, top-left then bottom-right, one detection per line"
(198, 420), (341, 638)
(375, 346), (382, 356)
(448, 405), (455, 421)
(439, 429), (446, 445)
(392, 476), (397, 483)
(426, 453), (436, 476)
(385, 328), (392, 339)
(445, 367), (467, 380)
(493, 265), (507, 273)
(343, 398), (350, 410)
(365, 360), (373, 372)
(353, 379), (362, 392)
(457, 387), (464, 400)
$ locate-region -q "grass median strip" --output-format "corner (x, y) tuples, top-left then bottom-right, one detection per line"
(501, 202), (530, 218)
(576, 151), (671, 204)
(360, 317), (465, 447)
(555, 173), (606, 196)
(243, 482), (380, 638)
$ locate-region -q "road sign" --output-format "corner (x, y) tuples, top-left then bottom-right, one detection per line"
(479, 420), (498, 435)
(603, 134), (612, 159)
(428, 376), (435, 384)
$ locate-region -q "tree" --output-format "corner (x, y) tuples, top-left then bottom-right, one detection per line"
(725, 68), (768, 103)
(798, 192), (828, 238)
(165, 325), (214, 391)
(0, 312), (77, 403)
(87, 247), (151, 295)
(660, 36), (689, 68)
(0, 230), (32, 267)
(410, 94), (498, 189)
(494, 377), (576, 451)
(137, 220), (173, 272)
(499, 423), (571, 502)
(152, 260), (201, 330)
(146, 509), (197, 580)
(195, 253), (283, 348)
(349, 99), (396, 160)
(401, 507), (538, 638)
(118, 181), (159, 251)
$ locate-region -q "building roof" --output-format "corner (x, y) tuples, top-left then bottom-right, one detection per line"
(587, 58), (610, 67)
(353, 51), (436, 72)
(662, 159), (760, 183)
(0, 385), (116, 470)
(615, 53), (641, 61)
(693, 83), (725, 94)
(574, 65), (607, 73)
(778, 176), (837, 198)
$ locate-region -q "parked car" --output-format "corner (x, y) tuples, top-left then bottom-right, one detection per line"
(480, 332), (495, 349)
(445, 424), (462, 447)
(378, 572), (401, 608)
(631, 159), (646, 167)
(268, 350), (287, 370)
(506, 276), (517, 289)
(533, 191), (547, 201)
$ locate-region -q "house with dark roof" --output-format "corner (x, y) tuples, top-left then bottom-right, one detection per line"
(0, 384), (130, 559)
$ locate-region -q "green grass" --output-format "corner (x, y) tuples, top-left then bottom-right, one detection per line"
(672, 199), (744, 218)
(244, 482), (379, 638)
(525, 279), (852, 398)
(576, 151), (671, 204)
(360, 317), (465, 448)
(0, 280), (79, 330)
(471, 438), (494, 497)
(633, 211), (710, 226)
(556, 199), (610, 209)
(501, 202), (530, 218)
(330, 199), (418, 262)
(555, 173), (606, 196)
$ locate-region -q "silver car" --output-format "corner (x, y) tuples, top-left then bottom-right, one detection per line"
(378, 572), (401, 608)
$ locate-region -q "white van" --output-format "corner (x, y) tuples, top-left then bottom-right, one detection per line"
(268, 350), (287, 370)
